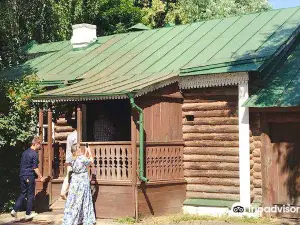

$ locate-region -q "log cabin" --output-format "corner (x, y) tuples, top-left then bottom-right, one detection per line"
(2, 6), (300, 219)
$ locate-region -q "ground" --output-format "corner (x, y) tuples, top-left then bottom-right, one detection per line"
(0, 211), (299, 225)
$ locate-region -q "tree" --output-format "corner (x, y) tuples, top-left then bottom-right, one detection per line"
(167, 0), (271, 24)
(0, 0), (143, 71)
(0, 75), (42, 148)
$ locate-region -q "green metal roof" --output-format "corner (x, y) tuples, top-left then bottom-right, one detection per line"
(244, 38), (300, 107)
(2, 7), (300, 101)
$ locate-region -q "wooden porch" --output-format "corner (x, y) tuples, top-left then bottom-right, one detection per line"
(35, 92), (186, 218)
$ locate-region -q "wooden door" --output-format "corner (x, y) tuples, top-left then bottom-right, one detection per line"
(264, 122), (300, 209)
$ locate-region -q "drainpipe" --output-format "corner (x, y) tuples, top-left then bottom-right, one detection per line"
(128, 94), (149, 182)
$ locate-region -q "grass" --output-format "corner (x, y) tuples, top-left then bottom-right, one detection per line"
(115, 216), (136, 224)
(115, 213), (278, 225)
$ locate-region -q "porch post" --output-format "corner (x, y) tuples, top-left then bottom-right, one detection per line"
(131, 112), (138, 219)
(38, 105), (44, 175)
(77, 104), (82, 147)
(47, 104), (53, 178)
(238, 82), (251, 207)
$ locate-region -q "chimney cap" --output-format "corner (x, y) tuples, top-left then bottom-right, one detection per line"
(71, 23), (97, 49)
(72, 23), (96, 29)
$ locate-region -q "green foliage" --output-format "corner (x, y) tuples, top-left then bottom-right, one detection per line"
(50, 0), (143, 38)
(0, 75), (42, 148)
(171, 0), (272, 24)
(140, 0), (271, 27)
(141, 0), (177, 28)
(0, 0), (143, 71)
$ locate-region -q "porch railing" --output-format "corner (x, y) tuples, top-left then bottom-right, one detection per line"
(50, 141), (184, 181)
(144, 142), (184, 181)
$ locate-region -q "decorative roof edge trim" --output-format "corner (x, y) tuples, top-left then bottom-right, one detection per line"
(33, 94), (129, 103)
(135, 76), (179, 97)
(179, 72), (249, 89)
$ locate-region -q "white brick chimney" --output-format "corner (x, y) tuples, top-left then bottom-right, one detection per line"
(70, 23), (97, 49)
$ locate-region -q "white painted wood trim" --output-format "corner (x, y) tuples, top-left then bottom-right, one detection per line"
(179, 72), (249, 89)
(238, 81), (251, 207)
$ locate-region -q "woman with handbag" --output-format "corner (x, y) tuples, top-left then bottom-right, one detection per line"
(62, 143), (96, 225)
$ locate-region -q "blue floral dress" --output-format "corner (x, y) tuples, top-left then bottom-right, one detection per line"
(62, 155), (96, 225)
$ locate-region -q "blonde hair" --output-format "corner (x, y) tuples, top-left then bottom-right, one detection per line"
(71, 143), (78, 156)
(31, 136), (41, 145)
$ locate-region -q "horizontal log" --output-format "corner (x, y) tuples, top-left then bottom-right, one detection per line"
(184, 147), (239, 156)
(183, 110), (236, 118)
(185, 140), (239, 147)
(184, 162), (239, 170)
(253, 164), (261, 172)
(250, 144), (255, 151)
(187, 184), (240, 194)
(184, 155), (239, 163)
(54, 126), (73, 133)
(184, 170), (239, 178)
(186, 192), (239, 201)
(183, 125), (238, 133)
(254, 141), (262, 148)
(55, 119), (68, 126)
(253, 172), (262, 179)
(253, 188), (262, 196)
(182, 102), (237, 111)
(183, 118), (238, 126)
(54, 132), (71, 141)
(183, 133), (239, 141)
(183, 88), (237, 97)
(253, 157), (261, 164)
(253, 179), (262, 188)
(250, 169), (253, 175)
(250, 160), (254, 168)
(252, 136), (261, 141)
(185, 177), (240, 186)
(253, 149), (261, 157)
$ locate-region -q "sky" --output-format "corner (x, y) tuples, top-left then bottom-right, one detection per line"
(269, 0), (300, 9)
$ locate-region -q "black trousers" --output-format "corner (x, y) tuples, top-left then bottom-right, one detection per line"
(13, 175), (35, 215)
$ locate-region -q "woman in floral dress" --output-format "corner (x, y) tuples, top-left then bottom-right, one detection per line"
(62, 144), (96, 225)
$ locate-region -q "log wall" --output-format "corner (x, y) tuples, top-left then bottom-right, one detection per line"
(54, 114), (75, 142)
(182, 87), (240, 201)
(249, 112), (262, 203)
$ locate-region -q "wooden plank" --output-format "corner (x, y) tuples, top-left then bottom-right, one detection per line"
(185, 140), (239, 147)
(184, 170), (239, 178)
(77, 105), (82, 145)
(183, 117), (238, 125)
(184, 162), (239, 170)
(186, 192), (239, 201)
(187, 184), (240, 194)
(183, 110), (236, 118)
(183, 125), (238, 133)
(260, 113), (273, 207)
(185, 177), (240, 186)
(47, 106), (53, 180)
(138, 183), (186, 216)
(183, 155), (239, 163)
(182, 102), (237, 111)
(182, 87), (237, 97)
(131, 113), (138, 219)
(39, 108), (44, 175)
(184, 147), (238, 156)
(183, 133), (239, 141)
